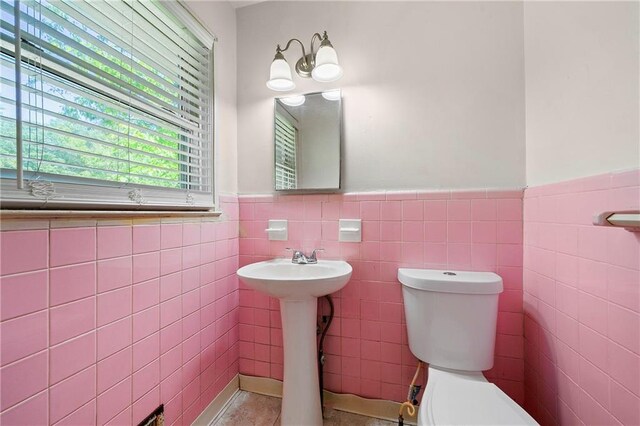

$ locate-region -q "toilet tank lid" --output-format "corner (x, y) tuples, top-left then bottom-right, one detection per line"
(397, 268), (503, 294)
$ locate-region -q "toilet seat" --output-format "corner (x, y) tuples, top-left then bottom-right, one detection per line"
(418, 366), (537, 426)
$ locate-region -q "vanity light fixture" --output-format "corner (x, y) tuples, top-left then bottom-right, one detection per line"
(321, 90), (341, 101)
(279, 95), (306, 107)
(267, 31), (343, 91)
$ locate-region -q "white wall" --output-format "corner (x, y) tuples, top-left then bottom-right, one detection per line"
(181, 1), (638, 194)
(236, 1), (526, 194)
(185, 0), (238, 195)
(524, 2), (639, 186)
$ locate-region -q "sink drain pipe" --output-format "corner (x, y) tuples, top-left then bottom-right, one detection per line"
(317, 294), (334, 415)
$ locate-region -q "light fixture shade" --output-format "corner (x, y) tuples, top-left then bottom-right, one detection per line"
(267, 58), (295, 91)
(312, 45), (343, 82)
(280, 95), (306, 107)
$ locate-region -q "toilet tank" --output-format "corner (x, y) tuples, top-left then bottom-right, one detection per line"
(398, 269), (503, 371)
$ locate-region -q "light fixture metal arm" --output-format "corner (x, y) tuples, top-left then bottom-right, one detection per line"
(277, 31), (327, 71)
(309, 32), (324, 60)
(278, 38), (309, 66)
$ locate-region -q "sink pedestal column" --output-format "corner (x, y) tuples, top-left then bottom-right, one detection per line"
(279, 297), (323, 426)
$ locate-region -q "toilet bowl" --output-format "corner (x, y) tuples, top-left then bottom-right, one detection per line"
(398, 268), (537, 426)
(420, 366), (535, 425)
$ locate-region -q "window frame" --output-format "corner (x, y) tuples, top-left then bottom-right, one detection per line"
(274, 110), (298, 191)
(0, 0), (217, 211)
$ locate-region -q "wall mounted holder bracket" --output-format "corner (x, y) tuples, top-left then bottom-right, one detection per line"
(339, 219), (362, 242)
(266, 219), (288, 240)
(593, 210), (640, 232)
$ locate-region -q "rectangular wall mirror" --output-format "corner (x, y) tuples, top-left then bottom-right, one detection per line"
(274, 90), (342, 191)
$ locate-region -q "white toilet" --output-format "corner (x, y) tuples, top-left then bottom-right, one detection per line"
(398, 268), (537, 425)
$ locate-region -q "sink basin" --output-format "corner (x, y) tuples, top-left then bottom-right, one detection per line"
(237, 258), (352, 299)
(237, 258), (352, 426)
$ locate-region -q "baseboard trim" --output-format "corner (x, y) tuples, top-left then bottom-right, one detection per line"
(323, 391), (417, 424)
(238, 374), (417, 424)
(193, 375), (240, 426)
(239, 374), (283, 398)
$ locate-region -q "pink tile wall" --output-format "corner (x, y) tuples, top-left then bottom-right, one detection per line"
(238, 189), (526, 405)
(0, 196), (240, 426)
(522, 169), (640, 426)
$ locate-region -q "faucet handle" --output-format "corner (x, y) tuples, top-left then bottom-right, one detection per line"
(285, 248), (305, 263)
(309, 248), (325, 261)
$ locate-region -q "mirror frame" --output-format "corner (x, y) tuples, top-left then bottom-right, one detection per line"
(273, 90), (343, 193)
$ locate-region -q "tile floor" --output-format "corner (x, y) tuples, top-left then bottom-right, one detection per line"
(212, 391), (397, 426)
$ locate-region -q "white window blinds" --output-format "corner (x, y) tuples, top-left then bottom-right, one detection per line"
(274, 113), (297, 190)
(0, 0), (215, 209)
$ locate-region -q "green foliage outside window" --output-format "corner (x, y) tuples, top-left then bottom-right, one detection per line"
(1, 0), (206, 189)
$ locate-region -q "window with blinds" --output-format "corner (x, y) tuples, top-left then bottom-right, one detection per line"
(0, 0), (215, 209)
(274, 113), (297, 190)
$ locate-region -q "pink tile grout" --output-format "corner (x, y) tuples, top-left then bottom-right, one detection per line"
(2, 170), (638, 424)
(0, 199), (241, 425)
(237, 188), (525, 403)
(522, 170), (639, 425)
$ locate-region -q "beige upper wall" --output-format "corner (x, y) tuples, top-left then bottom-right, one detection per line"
(524, 1), (639, 187)
(184, 0), (238, 195)
(236, 1), (526, 194)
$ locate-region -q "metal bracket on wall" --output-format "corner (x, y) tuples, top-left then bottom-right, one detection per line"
(593, 210), (640, 232)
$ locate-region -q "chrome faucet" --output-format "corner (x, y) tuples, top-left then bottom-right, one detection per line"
(286, 248), (324, 264)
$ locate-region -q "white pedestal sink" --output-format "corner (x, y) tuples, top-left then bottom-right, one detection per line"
(237, 259), (352, 426)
